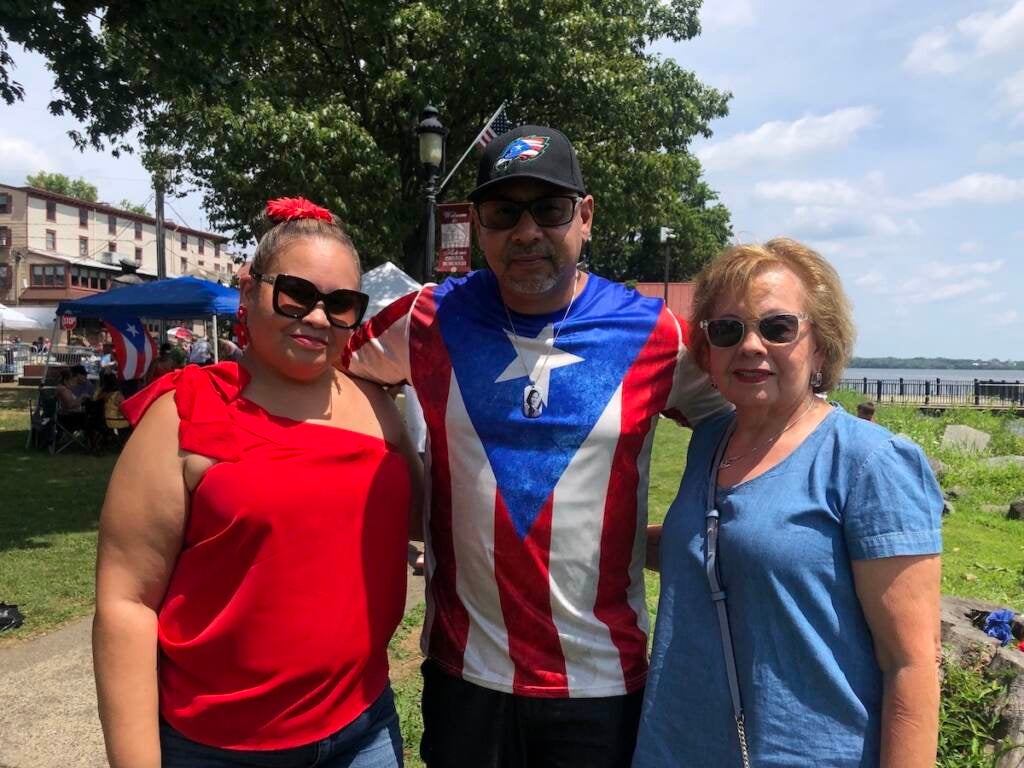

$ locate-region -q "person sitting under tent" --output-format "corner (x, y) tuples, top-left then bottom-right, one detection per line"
(187, 336), (213, 366)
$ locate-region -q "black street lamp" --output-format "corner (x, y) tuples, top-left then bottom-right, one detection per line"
(416, 105), (447, 282)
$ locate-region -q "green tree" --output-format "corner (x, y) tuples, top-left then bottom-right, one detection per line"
(2, 1), (732, 279)
(118, 199), (149, 215)
(24, 171), (98, 202)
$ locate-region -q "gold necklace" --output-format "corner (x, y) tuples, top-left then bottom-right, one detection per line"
(719, 397), (818, 469)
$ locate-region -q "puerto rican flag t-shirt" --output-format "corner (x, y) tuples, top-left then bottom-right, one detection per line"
(343, 269), (726, 698)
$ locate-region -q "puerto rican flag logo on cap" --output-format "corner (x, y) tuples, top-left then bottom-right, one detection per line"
(495, 135), (549, 170)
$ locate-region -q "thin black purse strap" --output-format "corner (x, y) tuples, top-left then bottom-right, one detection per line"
(705, 420), (752, 767)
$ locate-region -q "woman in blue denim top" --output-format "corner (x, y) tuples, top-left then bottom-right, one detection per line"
(634, 239), (942, 768)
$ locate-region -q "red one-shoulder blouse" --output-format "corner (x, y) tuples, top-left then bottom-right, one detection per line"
(122, 363), (411, 750)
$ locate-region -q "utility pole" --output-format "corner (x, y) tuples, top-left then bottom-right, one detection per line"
(154, 173), (167, 338)
(155, 174), (167, 280)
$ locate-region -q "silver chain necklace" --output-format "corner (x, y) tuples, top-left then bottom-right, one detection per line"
(502, 271), (581, 419)
(719, 397), (818, 469)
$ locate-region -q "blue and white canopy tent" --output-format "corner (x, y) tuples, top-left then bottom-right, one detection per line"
(57, 276), (239, 321)
(54, 276), (239, 370)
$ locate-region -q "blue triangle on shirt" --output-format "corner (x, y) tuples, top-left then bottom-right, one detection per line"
(435, 273), (660, 539)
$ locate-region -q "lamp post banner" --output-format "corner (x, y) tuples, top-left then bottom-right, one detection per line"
(437, 202), (473, 274)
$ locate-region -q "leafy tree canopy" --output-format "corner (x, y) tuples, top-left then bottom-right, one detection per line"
(118, 198), (149, 215)
(2, 1), (732, 280)
(24, 171), (98, 202)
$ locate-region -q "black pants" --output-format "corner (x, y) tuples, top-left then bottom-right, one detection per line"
(420, 659), (643, 768)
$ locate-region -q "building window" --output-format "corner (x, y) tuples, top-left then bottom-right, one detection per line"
(108, 214), (117, 234)
(134, 247), (143, 264)
(99, 275), (108, 290)
(0, 263), (10, 288)
(90, 271), (99, 289)
(180, 233), (188, 250)
(31, 264), (66, 287)
(0, 226), (10, 247)
(79, 207), (88, 227)
(71, 266), (79, 287)
(79, 237), (88, 257)
(108, 241), (117, 253)
(214, 242), (220, 258)
(0, 193), (11, 214)
(180, 257), (188, 273)
(46, 200), (56, 221)
(198, 238), (205, 255)
(46, 229), (57, 250)
(134, 221), (143, 240)
(197, 260), (205, 267)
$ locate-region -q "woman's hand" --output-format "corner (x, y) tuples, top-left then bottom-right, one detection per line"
(94, 391), (189, 768)
(852, 554), (941, 768)
(645, 524), (663, 572)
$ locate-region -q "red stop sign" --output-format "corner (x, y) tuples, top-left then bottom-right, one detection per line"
(60, 314), (77, 331)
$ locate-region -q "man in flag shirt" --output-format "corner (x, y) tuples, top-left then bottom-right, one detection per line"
(344, 125), (728, 766)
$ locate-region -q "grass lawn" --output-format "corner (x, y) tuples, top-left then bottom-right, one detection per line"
(1, 382), (1022, 760)
(0, 385), (117, 645)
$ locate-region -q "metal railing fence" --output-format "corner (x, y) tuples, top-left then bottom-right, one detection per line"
(835, 377), (1024, 407)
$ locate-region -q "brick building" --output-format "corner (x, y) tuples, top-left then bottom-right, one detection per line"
(0, 183), (233, 308)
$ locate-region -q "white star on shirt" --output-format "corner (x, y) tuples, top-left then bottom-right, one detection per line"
(124, 323), (139, 337)
(495, 323), (584, 403)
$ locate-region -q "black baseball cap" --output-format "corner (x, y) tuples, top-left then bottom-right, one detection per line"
(469, 125), (586, 202)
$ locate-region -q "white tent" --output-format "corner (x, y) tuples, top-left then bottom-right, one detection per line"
(0, 303), (48, 336)
(361, 261), (421, 320)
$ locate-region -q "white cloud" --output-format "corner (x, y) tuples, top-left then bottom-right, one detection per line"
(959, 240), (981, 253)
(903, 28), (967, 74)
(958, 1), (1024, 57)
(906, 2), (1024, 75)
(697, 107), (878, 171)
(906, 277), (991, 304)
(1000, 67), (1024, 123)
(987, 309), (1021, 326)
(787, 205), (919, 240)
(881, 260), (1006, 305)
(754, 178), (862, 206)
(921, 259), (1005, 279)
(855, 270), (888, 293)
(978, 140), (1024, 163)
(914, 173), (1024, 206)
(0, 136), (55, 179)
(700, 0), (755, 31)
(979, 291), (1007, 304)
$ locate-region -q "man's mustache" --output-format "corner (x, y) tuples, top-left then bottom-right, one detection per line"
(503, 244), (555, 260)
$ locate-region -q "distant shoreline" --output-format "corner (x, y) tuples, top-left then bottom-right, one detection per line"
(850, 358), (1024, 371)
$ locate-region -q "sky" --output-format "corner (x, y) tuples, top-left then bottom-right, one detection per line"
(1, 2), (1022, 359)
(655, 0), (1024, 360)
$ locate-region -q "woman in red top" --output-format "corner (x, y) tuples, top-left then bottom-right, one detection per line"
(94, 198), (421, 767)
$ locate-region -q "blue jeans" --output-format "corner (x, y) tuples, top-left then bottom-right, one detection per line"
(160, 685), (403, 767)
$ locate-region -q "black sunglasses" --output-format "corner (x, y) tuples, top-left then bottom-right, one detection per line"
(252, 272), (369, 329)
(699, 313), (809, 348)
(475, 196), (581, 230)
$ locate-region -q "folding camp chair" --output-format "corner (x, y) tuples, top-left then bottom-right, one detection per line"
(26, 390), (89, 454)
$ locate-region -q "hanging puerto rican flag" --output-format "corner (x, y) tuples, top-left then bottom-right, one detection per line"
(103, 316), (157, 380)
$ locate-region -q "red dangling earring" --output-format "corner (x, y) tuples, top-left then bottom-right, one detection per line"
(234, 306), (250, 349)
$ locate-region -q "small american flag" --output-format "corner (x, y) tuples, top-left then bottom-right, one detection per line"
(476, 108), (513, 149)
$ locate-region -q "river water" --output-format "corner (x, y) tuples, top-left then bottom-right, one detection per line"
(844, 367), (1024, 383)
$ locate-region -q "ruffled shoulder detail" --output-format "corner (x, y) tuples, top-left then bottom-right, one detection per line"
(121, 362), (248, 461)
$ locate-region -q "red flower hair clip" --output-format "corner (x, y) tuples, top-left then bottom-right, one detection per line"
(265, 197), (334, 223)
